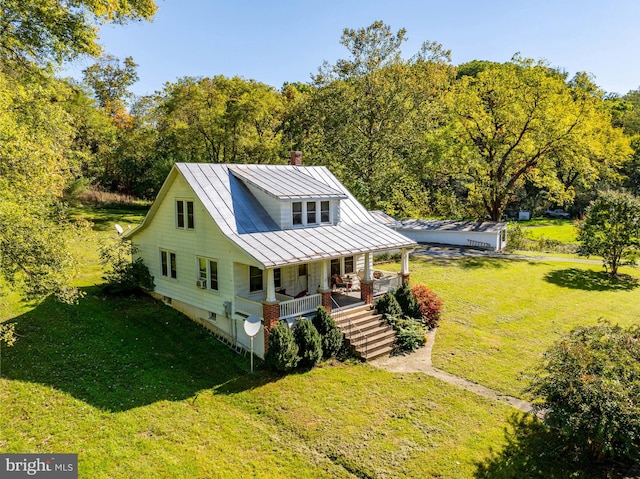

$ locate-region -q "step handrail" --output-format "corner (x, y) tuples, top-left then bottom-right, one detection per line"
(331, 297), (368, 358)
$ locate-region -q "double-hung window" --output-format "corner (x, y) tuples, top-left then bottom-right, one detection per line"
(249, 266), (263, 292)
(198, 257), (219, 290)
(176, 200), (195, 230)
(292, 202), (303, 226)
(160, 250), (177, 279)
(293, 200), (331, 227)
(320, 201), (330, 223)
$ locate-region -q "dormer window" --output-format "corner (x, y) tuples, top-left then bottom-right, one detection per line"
(292, 202), (303, 225)
(292, 200), (332, 227)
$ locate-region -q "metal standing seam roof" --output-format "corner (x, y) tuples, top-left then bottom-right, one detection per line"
(229, 164), (347, 200)
(132, 163), (417, 269)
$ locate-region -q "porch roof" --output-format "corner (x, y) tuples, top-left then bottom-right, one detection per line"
(176, 163), (417, 268)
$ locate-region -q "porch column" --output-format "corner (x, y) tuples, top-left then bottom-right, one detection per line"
(318, 259), (332, 312)
(360, 252), (374, 305)
(400, 249), (410, 285)
(262, 300), (280, 354)
(266, 268), (276, 303)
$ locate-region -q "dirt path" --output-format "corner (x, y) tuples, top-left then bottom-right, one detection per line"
(371, 329), (541, 417)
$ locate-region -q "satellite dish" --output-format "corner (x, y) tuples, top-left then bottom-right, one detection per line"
(243, 315), (261, 337)
(115, 224), (124, 235)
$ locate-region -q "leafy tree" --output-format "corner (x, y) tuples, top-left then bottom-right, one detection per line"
(311, 306), (343, 359)
(0, 0), (156, 67)
(577, 190), (640, 275)
(527, 322), (640, 462)
(307, 21), (454, 216)
(83, 54), (139, 120)
(447, 58), (630, 220)
(265, 321), (299, 372)
(293, 319), (322, 369)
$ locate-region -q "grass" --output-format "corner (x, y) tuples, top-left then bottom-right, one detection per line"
(516, 218), (578, 244)
(0, 206), (634, 478)
(394, 254), (640, 399)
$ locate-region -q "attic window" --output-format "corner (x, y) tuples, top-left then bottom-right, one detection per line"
(292, 200), (331, 227)
(176, 200), (194, 230)
(292, 202), (303, 225)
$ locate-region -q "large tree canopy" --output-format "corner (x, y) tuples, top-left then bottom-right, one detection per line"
(447, 59), (630, 220)
(0, 0), (156, 67)
(307, 21), (455, 215)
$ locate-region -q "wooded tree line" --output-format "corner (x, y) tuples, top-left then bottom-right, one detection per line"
(1, 4), (639, 300)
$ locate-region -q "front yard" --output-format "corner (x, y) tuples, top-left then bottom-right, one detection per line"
(1, 206), (636, 478)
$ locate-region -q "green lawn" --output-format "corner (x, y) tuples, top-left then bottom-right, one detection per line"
(397, 254), (640, 398)
(517, 218), (578, 244)
(0, 206), (634, 478)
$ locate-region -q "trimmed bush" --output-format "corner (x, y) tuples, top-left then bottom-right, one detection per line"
(376, 291), (402, 317)
(411, 284), (444, 329)
(293, 319), (323, 369)
(265, 321), (299, 372)
(394, 283), (421, 319)
(312, 306), (343, 359)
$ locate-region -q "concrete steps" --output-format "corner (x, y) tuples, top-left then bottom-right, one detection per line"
(333, 304), (396, 361)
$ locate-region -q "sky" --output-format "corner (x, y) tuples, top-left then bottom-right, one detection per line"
(63, 0), (640, 97)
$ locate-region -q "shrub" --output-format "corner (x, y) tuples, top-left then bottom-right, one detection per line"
(265, 321), (299, 372)
(385, 315), (426, 352)
(410, 284), (444, 329)
(527, 322), (640, 462)
(100, 239), (154, 295)
(293, 319), (323, 369)
(394, 283), (421, 319)
(312, 306), (343, 359)
(376, 290), (402, 317)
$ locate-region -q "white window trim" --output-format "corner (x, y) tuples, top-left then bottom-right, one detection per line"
(176, 199), (195, 230)
(249, 265), (264, 293)
(197, 256), (219, 291)
(292, 200), (332, 228)
(160, 249), (177, 280)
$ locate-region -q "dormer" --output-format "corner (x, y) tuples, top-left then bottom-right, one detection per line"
(228, 163), (347, 230)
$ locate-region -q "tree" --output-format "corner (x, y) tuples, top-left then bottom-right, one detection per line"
(447, 58), (630, 220)
(577, 190), (640, 275)
(265, 321), (299, 372)
(0, 0), (156, 68)
(527, 322), (640, 462)
(293, 319), (322, 369)
(83, 55), (139, 120)
(311, 306), (343, 359)
(307, 21), (454, 216)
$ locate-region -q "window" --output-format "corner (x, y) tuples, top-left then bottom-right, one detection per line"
(274, 268), (282, 289)
(292, 202), (303, 225)
(344, 256), (354, 274)
(306, 202), (316, 224)
(330, 258), (340, 276)
(160, 250), (177, 279)
(298, 264), (307, 277)
(176, 200), (194, 230)
(320, 201), (330, 223)
(249, 266), (263, 292)
(198, 257), (218, 290)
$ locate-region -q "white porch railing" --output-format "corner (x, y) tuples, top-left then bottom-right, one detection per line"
(280, 293), (322, 319)
(234, 296), (263, 317)
(373, 274), (401, 296)
(234, 293), (322, 320)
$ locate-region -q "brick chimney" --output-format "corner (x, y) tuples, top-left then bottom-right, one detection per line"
(290, 151), (302, 166)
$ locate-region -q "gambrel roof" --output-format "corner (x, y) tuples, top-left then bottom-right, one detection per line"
(128, 163), (416, 268)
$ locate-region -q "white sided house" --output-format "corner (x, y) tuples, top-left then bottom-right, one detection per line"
(126, 156), (416, 359)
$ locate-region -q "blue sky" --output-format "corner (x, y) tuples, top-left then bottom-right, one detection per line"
(63, 0), (640, 97)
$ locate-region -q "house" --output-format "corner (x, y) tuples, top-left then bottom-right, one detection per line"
(126, 153), (417, 359)
(371, 211), (507, 251)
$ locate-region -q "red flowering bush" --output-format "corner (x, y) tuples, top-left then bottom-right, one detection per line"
(410, 284), (443, 329)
